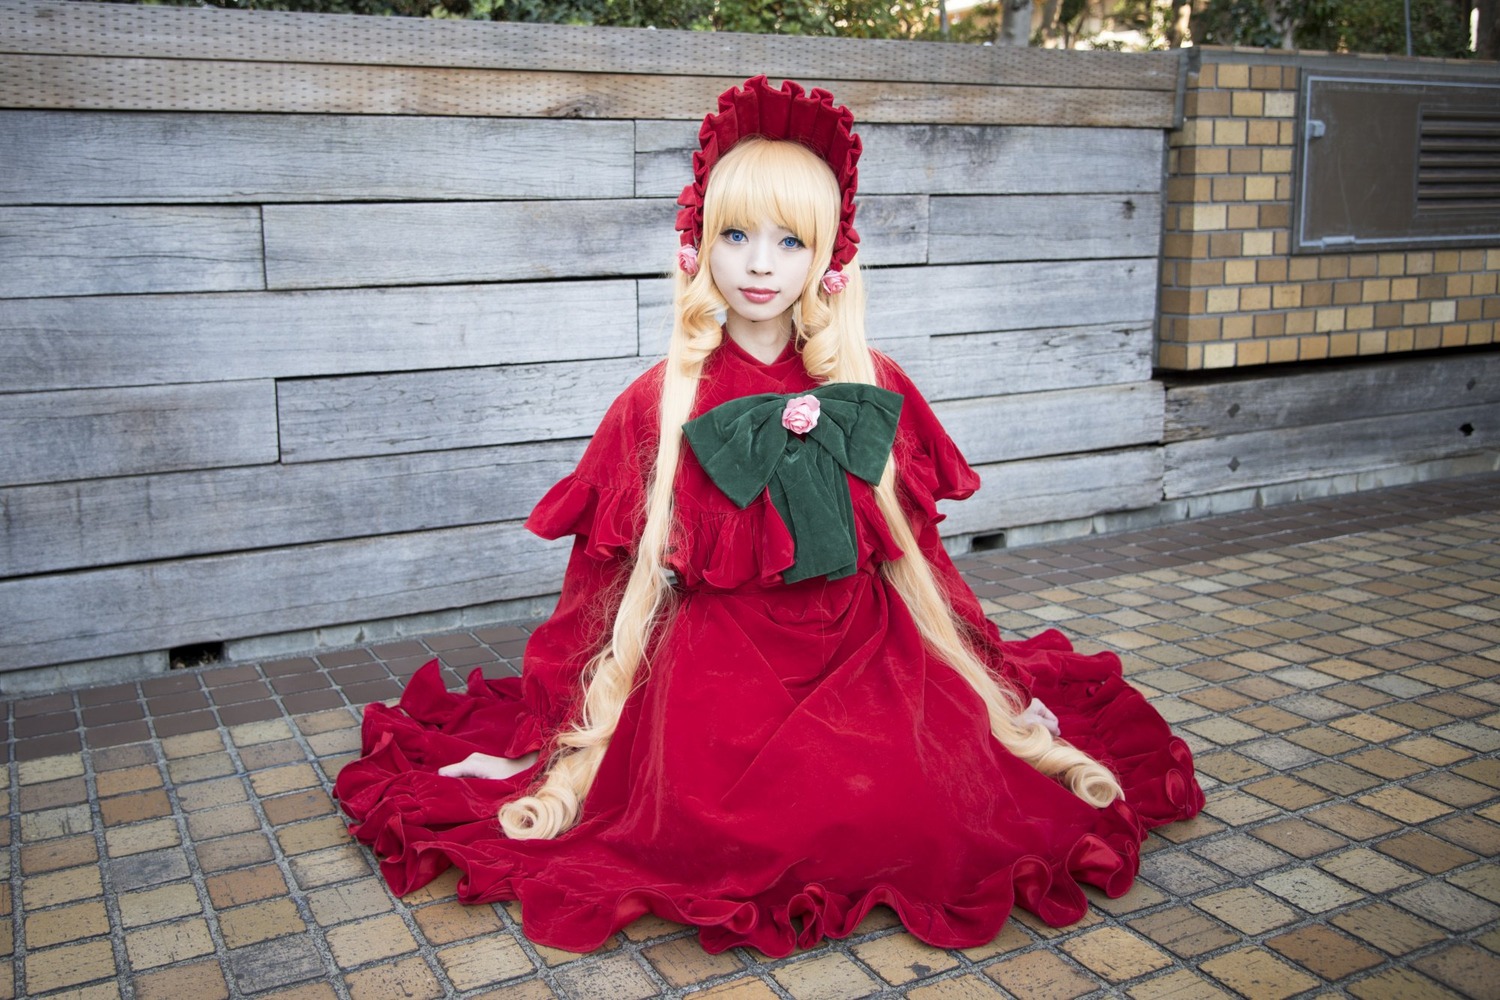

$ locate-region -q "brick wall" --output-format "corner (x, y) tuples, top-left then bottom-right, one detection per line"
(1157, 50), (1500, 371)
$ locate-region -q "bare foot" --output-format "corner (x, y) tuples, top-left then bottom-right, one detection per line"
(437, 751), (539, 781)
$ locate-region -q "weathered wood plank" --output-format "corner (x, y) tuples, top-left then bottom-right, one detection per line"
(1164, 403), (1500, 498)
(277, 357), (651, 463)
(639, 278), (1153, 394)
(880, 324), (1156, 400)
(938, 447), (1164, 535)
(0, 522), (571, 672)
(0, 206), (263, 298)
(0, 281), (637, 393)
(0, 111), (634, 204)
(867, 259), (1159, 339)
(0, 381), (277, 487)
(636, 122), (1166, 197)
(0, 440), (584, 578)
(262, 195), (926, 290)
(0, 57), (1176, 128)
(0, 0), (1180, 90)
(935, 383), (1164, 465)
(929, 194), (1164, 263)
(1164, 354), (1500, 443)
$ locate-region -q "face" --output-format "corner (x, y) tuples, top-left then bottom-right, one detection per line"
(708, 222), (814, 333)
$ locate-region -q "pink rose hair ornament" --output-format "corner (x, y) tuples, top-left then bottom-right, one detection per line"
(675, 76), (862, 293)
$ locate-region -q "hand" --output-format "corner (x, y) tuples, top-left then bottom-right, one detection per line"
(437, 751), (539, 781)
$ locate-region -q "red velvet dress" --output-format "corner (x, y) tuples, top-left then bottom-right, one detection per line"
(334, 340), (1203, 957)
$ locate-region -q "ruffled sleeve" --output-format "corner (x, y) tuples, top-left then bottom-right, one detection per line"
(515, 363), (663, 735)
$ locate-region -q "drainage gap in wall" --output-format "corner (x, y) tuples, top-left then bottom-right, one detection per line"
(170, 642), (224, 670)
(971, 532), (1006, 552)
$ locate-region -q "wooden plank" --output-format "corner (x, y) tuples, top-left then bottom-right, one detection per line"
(0, 281), (637, 393)
(0, 57), (1176, 128)
(277, 357), (651, 463)
(929, 194), (1164, 264)
(867, 259), (1159, 339)
(1163, 403), (1500, 499)
(1164, 353), (1500, 443)
(934, 383), (1164, 465)
(0, 440), (584, 578)
(880, 324), (1156, 400)
(0, 521), (571, 672)
(262, 195), (926, 290)
(636, 122), (1166, 197)
(0, 381), (277, 487)
(0, 0), (1181, 91)
(0, 206), (263, 298)
(0, 111), (634, 204)
(938, 447), (1164, 535)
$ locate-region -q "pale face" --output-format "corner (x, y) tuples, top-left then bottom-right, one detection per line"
(709, 222), (814, 343)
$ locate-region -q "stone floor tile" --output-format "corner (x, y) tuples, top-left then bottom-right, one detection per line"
(344, 955), (445, 1000)
(307, 879), (394, 926)
(1193, 834), (1295, 877)
(1345, 967), (1464, 1000)
(195, 830), (276, 872)
(957, 921), (1032, 961)
(219, 898), (306, 948)
(288, 843), (371, 888)
(679, 977), (780, 1000)
(1376, 829), (1480, 873)
(1140, 852), (1233, 895)
(1198, 947), (1320, 1000)
(1392, 880), (1500, 931)
(25, 899), (111, 949)
(275, 815), (351, 856)
(1248, 817), (1349, 859)
(1256, 868), (1365, 913)
(983, 949), (1097, 1000)
(1242, 775), (1332, 810)
(259, 985), (340, 1000)
(1264, 924), (1383, 980)
(106, 817), (181, 858)
(1084, 880), (1169, 915)
(20, 832), (98, 874)
(24, 939), (118, 993)
(1127, 906), (1238, 958)
(412, 899), (505, 945)
(1406, 770), (1496, 807)
(262, 788), (337, 826)
(437, 935), (536, 991)
(119, 882), (203, 928)
(905, 974), (1006, 999)
(849, 933), (958, 986)
(642, 935), (744, 987)
(225, 935), (327, 994)
(545, 953), (657, 1000)
(24, 863), (104, 909)
(1330, 901), (1447, 955)
(1193, 887), (1300, 934)
(1059, 925), (1173, 982)
(326, 912), (419, 969)
(1303, 801), (1404, 841)
(1411, 941), (1500, 998)
(132, 959), (230, 1000)
(1125, 968), (1237, 1000)
(1319, 847), (1423, 892)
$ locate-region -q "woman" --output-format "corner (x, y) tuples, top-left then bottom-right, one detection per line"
(335, 76), (1203, 958)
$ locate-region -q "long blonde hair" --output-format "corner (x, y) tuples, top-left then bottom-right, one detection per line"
(499, 138), (1121, 839)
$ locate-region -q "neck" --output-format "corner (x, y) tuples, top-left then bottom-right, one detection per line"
(724, 311), (793, 364)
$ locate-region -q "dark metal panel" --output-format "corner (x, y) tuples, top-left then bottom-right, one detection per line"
(1295, 74), (1500, 252)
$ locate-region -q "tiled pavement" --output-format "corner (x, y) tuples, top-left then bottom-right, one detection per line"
(6, 472), (1500, 1000)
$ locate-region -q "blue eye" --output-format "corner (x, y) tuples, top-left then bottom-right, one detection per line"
(781, 235), (805, 250)
(721, 229), (747, 243)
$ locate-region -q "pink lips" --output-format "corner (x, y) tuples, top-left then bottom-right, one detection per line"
(740, 287), (778, 304)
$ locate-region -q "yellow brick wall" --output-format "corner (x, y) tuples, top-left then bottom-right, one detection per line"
(1156, 56), (1500, 371)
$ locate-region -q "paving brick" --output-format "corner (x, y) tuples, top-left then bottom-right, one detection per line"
(186, 803), (261, 841)
(642, 935), (744, 987)
(1264, 924), (1383, 980)
(1194, 887), (1299, 934)
(344, 955), (444, 1000)
(225, 935), (327, 994)
(1330, 901), (1447, 955)
(436, 935), (536, 991)
(1248, 817), (1347, 858)
(1376, 829), (1479, 873)
(1198, 947), (1320, 1000)
(1128, 907), (1239, 958)
(289, 844), (370, 888)
(553, 953), (661, 1000)
(120, 882), (203, 928)
(1318, 848), (1423, 892)
(906, 975), (1005, 999)
(957, 921), (1033, 961)
(1304, 802), (1403, 840)
(106, 817), (181, 857)
(263, 788), (337, 826)
(134, 958), (230, 1000)
(1193, 834), (1294, 876)
(100, 789), (173, 826)
(1412, 941), (1500, 998)
(24, 939), (117, 993)
(984, 949), (1097, 1000)
(1392, 880), (1500, 931)
(327, 912), (419, 968)
(205, 863), (288, 909)
(1060, 925), (1173, 982)
(24, 863), (103, 908)
(850, 933), (959, 986)
(307, 880), (394, 926)
(20, 833), (98, 874)
(1356, 786), (1454, 824)
(1345, 967), (1461, 1000)
(25, 899), (111, 949)
(220, 898), (306, 948)
(1256, 868), (1364, 913)
(125, 917), (216, 970)
(1125, 969), (1237, 999)
(195, 831), (276, 872)
(412, 900), (505, 944)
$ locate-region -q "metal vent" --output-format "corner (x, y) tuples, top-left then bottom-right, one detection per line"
(1418, 108), (1500, 213)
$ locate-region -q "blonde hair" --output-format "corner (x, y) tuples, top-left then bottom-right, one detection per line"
(499, 138), (1121, 839)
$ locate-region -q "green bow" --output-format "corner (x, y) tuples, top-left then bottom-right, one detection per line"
(682, 383), (904, 583)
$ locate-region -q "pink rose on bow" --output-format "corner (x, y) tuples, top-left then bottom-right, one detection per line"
(820, 269), (849, 294)
(781, 395), (820, 434)
(1018, 697), (1060, 737)
(677, 244), (699, 276)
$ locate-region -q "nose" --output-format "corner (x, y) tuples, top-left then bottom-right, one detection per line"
(747, 234), (774, 274)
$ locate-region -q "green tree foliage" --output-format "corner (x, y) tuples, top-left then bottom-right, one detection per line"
(1193, 0), (1474, 55)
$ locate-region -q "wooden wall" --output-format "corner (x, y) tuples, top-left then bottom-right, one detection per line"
(0, 0), (1183, 674)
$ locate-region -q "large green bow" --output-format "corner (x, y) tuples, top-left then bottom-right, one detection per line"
(682, 383), (903, 583)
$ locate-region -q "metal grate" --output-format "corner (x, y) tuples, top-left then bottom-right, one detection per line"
(1418, 108), (1500, 212)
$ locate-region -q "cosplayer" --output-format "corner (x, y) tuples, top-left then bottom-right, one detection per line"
(335, 76), (1203, 958)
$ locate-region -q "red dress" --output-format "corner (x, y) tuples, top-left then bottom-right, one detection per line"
(334, 339), (1203, 957)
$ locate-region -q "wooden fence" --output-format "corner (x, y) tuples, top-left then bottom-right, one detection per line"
(2, 0), (1177, 677)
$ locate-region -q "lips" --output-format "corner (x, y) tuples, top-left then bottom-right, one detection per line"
(739, 287), (778, 304)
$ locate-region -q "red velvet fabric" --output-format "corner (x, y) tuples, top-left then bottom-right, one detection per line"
(334, 340), (1204, 957)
